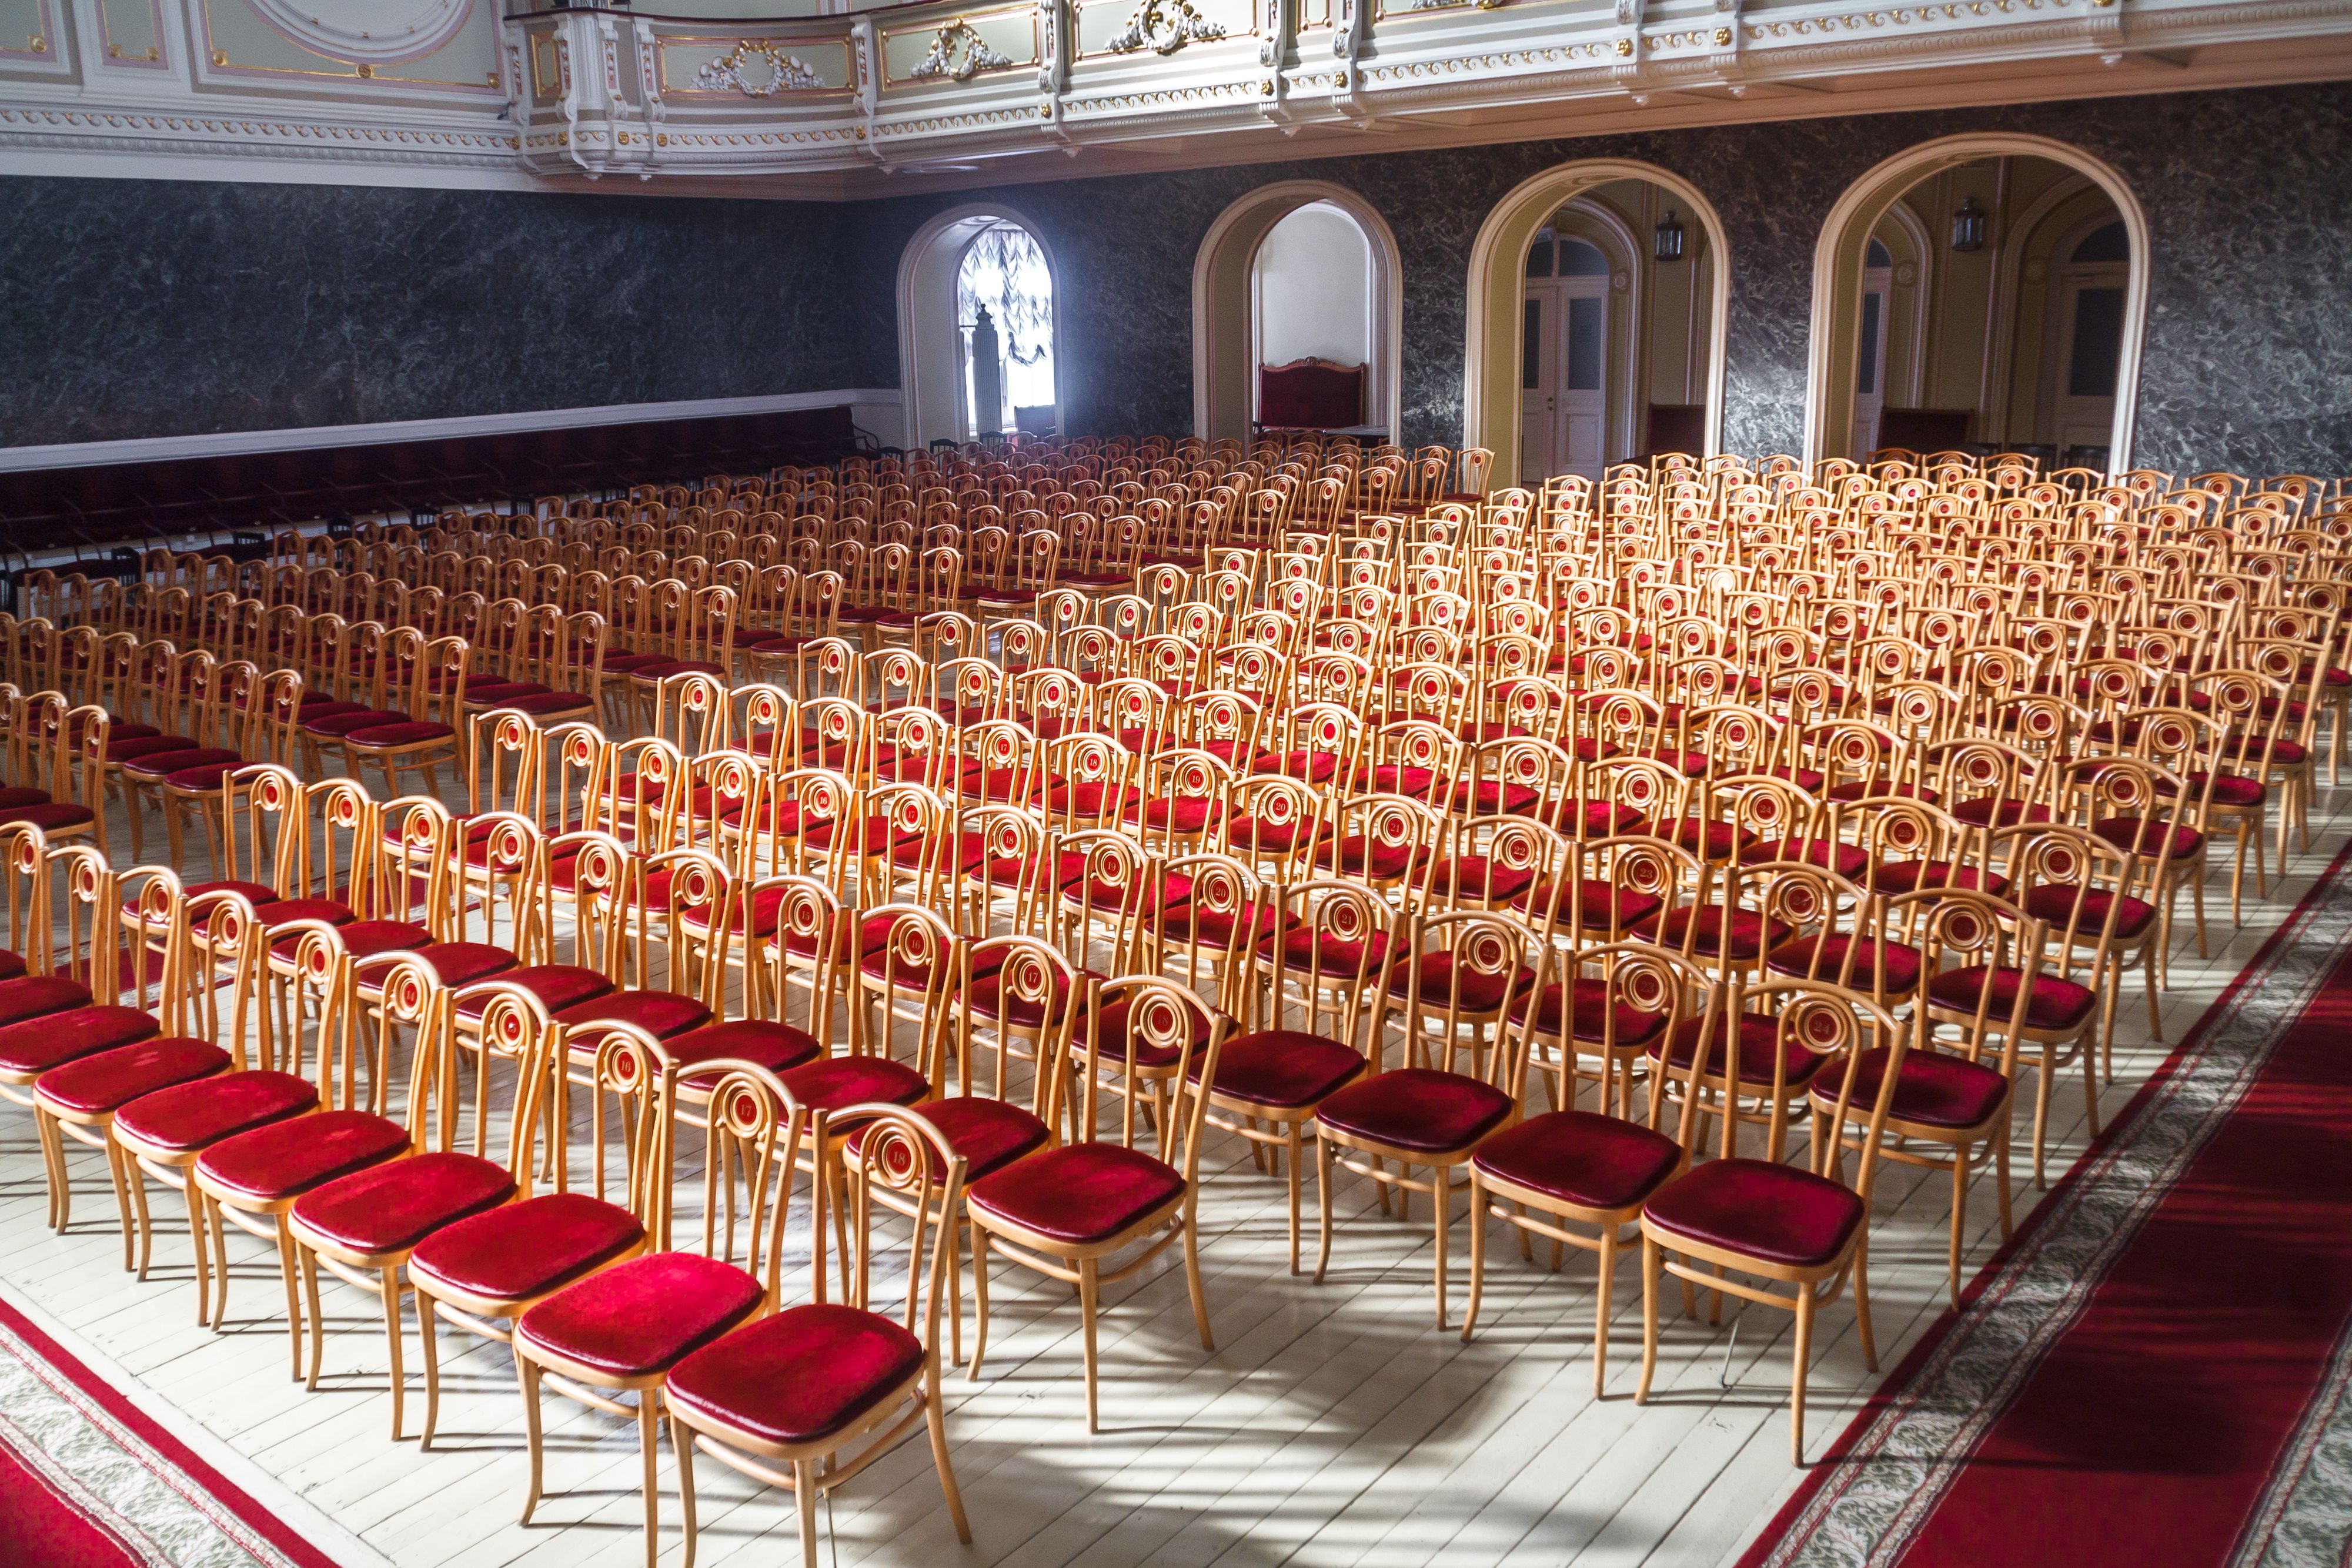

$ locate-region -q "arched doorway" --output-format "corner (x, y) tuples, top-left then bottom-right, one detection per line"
(1463, 160), (1731, 483)
(1515, 184), (1715, 483)
(1806, 134), (2150, 469)
(897, 206), (1063, 449)
(1192, 181), (1403, 444)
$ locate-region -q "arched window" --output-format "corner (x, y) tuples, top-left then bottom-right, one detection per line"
(956, 223), (1056, 438)
(2071, 221), (2129, 265)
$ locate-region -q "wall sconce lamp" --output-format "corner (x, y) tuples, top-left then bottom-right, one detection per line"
(1950, 195), (1988, 252)
(1653, 209), (1685, 262)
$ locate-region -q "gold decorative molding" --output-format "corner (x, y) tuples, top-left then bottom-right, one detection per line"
(1105, 0), (1228, 54)
(691, 39), (825, 95)
(910, 19), (1014, 81)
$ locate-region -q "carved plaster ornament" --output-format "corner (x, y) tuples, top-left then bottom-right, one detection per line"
(693, 39), (824, 94)
(911, 18), (1014, 80)
(1107, 0), (1227, 55)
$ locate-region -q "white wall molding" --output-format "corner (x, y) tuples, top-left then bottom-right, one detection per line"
(3, 0), (2347, 199)
(0, 389), (904, 474)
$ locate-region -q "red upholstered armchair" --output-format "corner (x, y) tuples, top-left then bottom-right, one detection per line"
(1256, 357), (1365, 432)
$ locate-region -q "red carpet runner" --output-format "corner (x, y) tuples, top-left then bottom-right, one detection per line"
(0, 1292), (341, 1568)
(1742, 837), (2352, 1568)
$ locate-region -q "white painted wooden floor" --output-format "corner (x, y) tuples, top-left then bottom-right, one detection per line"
(4, 784), (2344, 1568)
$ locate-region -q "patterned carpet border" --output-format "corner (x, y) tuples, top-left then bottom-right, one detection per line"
(1742, 835), (2352, 1568)
(0, 1290), (345, 1568)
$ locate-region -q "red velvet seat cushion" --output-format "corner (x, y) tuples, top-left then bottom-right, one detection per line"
(160, 758), (242, 793)
(1192, 1029), (1364, 1108)
(195, 1109), (409, 1201)
(1472, 1110), (1681, 1212)
(1867, 861), (2011, 899)
(1640, 905), (1793, 962)
(289, 701), (370, 723)
(0, 786), (47, 810)
(1221, 816), (1322, 857)
(1454, 780), (1541, 817)
(112, 1071), (318, 1154)
(1365, 764), (1439, 799)
(2093, 817), (2206, 860)
(1648, 1014), (1827, 1089)
(1824, 779), (1940, 805)
(1252, 748), (1348, 785)
(966, 1142), (1186, 1245)
(1316, 1068), (1515, 1155)
(1642, 1157), (1865, 1268)
(1665, 818), (1754, 861)
(410, 1192), (646, 1303)
(34, 1036), (228, 1115)
(1763, 935), (1923, 995)
(258, 896), (357, 928)
(1576, 801), (1648, 837)
(1126, 794), (1222, 834)
(0, 948), (22, 983)
(1507, 978), (1667, 1046)
(455, 965), (613, 1018)
(1278, 925), (1395, 979)
(121, 745), (243, 781)
(501, 691), (596, 718)
(557, 989), (714, 1049)
(1433, 855), (1538, 904)
(106, 734), (198, 762)
(598, 652), (673, 674)
(1385, 954), (1534, 1014)
(0, 1005), (157, 1076)
(848, 1095), (1047, 1182)
(301, 709), (406, 739)
(516, 1252), (763, 1378)
(346, 721), (456, 747)
(776, 1053), (929, 1115)
(1745, 838), (1872, 881)
(1815, 1045), (2007, 1131)
(1524, 880), (1662, 934)
(2189, 771), (2267, 807)
(0, 803), (96, 834)
(290, 1151), (514, 1256)
(666, 1303), (924, 1447)
(669, 1020), (824, 1084)
(1078, 989), (1218, 1072)
(0, 975), (95, 1029)
(2021, 883), (2156, 941)
(1161, 898), (1281, 948)
(1314, 835), (1431, 882)
(361, 941), (515, 991)
(272, 917), (426, 959)
(967, 965), (1102, 1031)
(1950, 797), (2050, 829)
(1926, 965), (2097, 1031)
(627, 659), (727, 684)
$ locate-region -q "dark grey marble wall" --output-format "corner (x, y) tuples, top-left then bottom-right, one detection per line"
(1, 178), (860, 446)
(850, 80), (2352, 474)
(11, 81), (2347, 476)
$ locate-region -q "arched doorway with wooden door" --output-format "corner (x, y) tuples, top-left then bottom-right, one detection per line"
(1807, 134), (2149, 471)
(1463, 161), (1730, 486)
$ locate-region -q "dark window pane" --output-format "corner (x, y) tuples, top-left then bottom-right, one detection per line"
(1525, 238), (1554, 278)
(1523, 298), (1542, 390)
(1866, 238), (1893, 269)
(2068, 287), (2125, 398)
(1567, 295), (1603, 391)
(1559, 240), (1610, 278)
(1857, 291), (1882, 396)
(2072, 221), (2129, 265)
